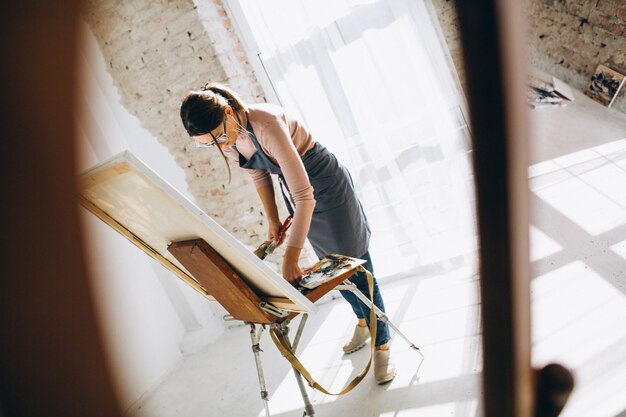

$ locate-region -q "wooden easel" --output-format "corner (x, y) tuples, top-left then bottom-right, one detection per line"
(168, 238), (362, 417)
(168, 238), (423, 417)
(167, 239), (361, 321)
(77, 152), (424, 416)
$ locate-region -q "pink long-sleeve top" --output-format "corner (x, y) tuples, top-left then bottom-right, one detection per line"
(223, 103), (316, 249)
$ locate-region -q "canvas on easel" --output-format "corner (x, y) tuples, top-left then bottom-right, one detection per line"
(77, 150), (315, 314)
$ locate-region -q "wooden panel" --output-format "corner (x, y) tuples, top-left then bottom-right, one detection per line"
(0, 2), (122, 415)
(168, 239), (277, 324)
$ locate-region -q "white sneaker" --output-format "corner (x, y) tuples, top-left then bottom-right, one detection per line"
(374, 350), (396, 384)
(342, 325), (370, 353)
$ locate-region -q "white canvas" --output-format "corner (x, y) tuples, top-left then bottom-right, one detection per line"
(78, 150), (315, 313)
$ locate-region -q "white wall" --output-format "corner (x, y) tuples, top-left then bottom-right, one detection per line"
(76, 20), (225, 412)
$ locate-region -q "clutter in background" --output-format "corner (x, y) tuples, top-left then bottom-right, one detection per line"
(585, 64), (626, 108)
(527, 75), (574, 109)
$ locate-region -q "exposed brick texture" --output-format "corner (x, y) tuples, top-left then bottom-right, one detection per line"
(429, 1), (626, 113)
(528, 0), (626, 112)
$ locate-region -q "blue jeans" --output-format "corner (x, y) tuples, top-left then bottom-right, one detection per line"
(338, 252), (391, 347)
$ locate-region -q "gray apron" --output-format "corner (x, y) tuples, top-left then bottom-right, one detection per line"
(238, 121), (370, 258)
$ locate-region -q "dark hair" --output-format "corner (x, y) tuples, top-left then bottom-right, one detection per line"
(180, 83), (247, 137)
(180, 83), (247, 186)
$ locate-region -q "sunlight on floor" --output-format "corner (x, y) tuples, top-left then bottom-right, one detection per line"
(530, 225), (563, 262)
(532, 261), (626, 363)
(262, 302), (363, 415)
(379, 399), (479, 417)
(256, 267), (481, 417)
(534, 167), (624, 236)
(530, 137), (626, 417)
(611, 239), (626, 261)
(127, 109), (626, 417)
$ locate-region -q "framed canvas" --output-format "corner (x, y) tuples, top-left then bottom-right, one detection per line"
(585, 64), (626, 108)
(78, 151), (316, 313)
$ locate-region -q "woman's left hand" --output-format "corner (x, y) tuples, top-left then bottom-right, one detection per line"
(282, 246), (303, 285)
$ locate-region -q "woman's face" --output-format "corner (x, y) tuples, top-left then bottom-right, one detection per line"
(192, 107), (238, 148)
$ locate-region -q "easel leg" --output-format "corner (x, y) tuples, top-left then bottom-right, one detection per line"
(337, 283), (425, 359)
(274, 318), (316, 417)
(249, 324), (271, 417)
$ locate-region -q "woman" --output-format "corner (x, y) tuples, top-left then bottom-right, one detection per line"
(180, 83), (395, 384)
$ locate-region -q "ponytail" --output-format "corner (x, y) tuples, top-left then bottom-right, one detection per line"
(200, 83), (247, 114)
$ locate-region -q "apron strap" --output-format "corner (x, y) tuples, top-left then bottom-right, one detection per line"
(269, 265), (376, 396)
(278, 176), (296, 216)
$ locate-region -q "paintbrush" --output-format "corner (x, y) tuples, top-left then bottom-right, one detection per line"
(253, 216), (292, 260)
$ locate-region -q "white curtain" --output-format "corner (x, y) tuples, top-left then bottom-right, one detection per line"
(231, 0), (476, 279)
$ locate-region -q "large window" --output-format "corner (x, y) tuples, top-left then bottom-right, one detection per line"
(227, 0), (476, 279)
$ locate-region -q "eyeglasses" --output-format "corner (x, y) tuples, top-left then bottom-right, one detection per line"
(195, 118), (228, 148)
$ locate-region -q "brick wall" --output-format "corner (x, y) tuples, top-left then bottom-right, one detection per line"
(529, 0), (626, 113)
(82, 0), (310, 270)
(430, 0), (626, 114)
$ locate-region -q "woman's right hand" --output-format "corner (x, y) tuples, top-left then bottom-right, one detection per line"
(267, 217), (283, 244)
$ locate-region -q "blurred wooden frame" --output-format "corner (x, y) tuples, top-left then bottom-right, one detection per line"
(454, 1), (536, 416)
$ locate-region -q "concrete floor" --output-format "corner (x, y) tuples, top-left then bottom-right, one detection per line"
(529, 84), (626, 417)
(129, 265), (482, 417)
(128, 82), (626, 417)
